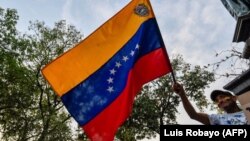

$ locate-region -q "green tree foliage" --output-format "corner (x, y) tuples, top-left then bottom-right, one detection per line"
(117, 55), (215, 140)
(0, 7), (82, 141)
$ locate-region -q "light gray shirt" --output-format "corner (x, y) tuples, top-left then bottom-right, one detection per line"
(209, 111), (247, 125)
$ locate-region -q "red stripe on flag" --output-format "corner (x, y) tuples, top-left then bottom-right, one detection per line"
(82, 47), (172, 141)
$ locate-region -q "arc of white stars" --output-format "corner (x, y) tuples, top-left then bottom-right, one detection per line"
(105, 43), (141, 94)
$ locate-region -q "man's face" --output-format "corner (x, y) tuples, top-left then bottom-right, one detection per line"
(214, 94), (236, 111)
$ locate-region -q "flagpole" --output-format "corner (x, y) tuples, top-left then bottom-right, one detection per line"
(171, 71), (176, 84)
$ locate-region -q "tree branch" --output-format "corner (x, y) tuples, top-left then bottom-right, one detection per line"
(48, 115), (71, 133)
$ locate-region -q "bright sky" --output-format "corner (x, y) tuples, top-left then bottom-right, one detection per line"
(0, 0), (243, 140)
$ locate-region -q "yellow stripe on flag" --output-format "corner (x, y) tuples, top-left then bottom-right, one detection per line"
(42, 0), (154, 96)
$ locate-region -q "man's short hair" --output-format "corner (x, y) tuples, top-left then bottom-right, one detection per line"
(210, 90), (234, 102)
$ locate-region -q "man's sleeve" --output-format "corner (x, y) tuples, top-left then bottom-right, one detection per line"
(208, 114), (220, 125)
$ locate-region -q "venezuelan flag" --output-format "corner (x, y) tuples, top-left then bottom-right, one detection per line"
(42, 0), (172, 140)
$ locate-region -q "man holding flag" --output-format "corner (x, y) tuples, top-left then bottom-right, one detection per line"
(42, 0), (173, 140)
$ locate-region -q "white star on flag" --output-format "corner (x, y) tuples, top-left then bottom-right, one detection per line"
(107, 77), (114, 84)
(107, 86), (114, 93)
(78, 114), (84, 121)
(109, 69), (116, 75)
(122, 56), (129, 62)
(115, 62), (122, 68)
(135, 44), (140, 50)
(130, 50), (135, 56)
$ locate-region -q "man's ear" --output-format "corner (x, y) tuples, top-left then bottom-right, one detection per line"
(232, 96), (237, 101)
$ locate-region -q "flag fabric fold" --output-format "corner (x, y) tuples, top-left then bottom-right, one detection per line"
(42, 0), (172, 140)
